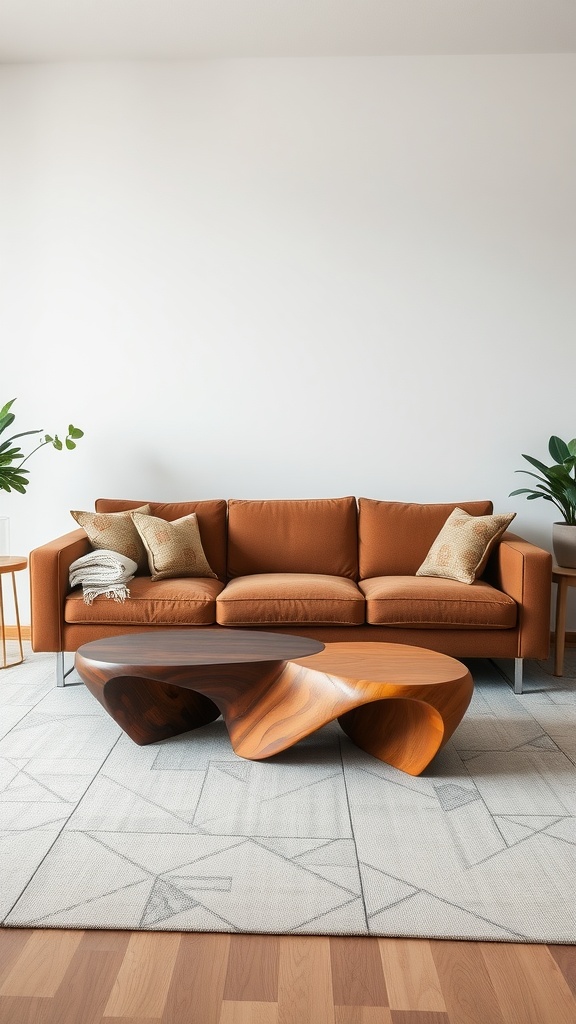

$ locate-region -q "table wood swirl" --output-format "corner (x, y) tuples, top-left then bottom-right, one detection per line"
(75, 630), (473, 776)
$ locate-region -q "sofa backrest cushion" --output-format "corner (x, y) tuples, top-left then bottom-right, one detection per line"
(358, 498), (494, 578)
(227, 497), (359, 579)
(94, 499), (228, 581)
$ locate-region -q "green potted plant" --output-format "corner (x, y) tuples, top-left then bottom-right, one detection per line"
(0, 398), (84, 495)
(510, 434), (576, 568)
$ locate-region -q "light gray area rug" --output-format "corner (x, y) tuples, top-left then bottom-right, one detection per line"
(1, 644), (574, 941)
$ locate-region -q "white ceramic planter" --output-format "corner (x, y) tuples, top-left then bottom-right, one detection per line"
(552, 523), (576, 568)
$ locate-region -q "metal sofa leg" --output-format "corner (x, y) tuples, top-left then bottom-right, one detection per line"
(514, 658), (524, 695)
(56, 651), (75, 687)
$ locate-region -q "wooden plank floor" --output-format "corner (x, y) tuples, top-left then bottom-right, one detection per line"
(0, 930), (574, 1024)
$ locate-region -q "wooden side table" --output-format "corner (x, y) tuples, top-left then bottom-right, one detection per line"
(552, 563), (576, 676)
(0, 555), (27, 669)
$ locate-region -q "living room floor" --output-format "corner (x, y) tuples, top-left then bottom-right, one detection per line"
(0, 644), (574, 1022)
(0, 927), (575, 1023)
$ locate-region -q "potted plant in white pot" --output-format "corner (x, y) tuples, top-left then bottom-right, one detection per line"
(510, 434), (576, 568)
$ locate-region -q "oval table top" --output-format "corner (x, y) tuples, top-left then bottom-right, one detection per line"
(76, 628), (324, 668)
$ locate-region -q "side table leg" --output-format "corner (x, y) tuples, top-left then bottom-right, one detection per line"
(554, 578), (568, 677)
(11, 571), (24, 665)
(0, 574), (6, 668)
(0, 571), (25, 669)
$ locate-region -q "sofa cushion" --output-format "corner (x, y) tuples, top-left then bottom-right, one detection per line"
(360, 576), (517, 629)
(95, 498), (228, 581)
(70, 504), (151, 573)
(216, 573), (365, 626)
(132, 511), (218, 581)
(226, 497), (359, 580)
(65, 576), (224, 626)
(416, 507), (516, 584)
(358, 498), (494, 578)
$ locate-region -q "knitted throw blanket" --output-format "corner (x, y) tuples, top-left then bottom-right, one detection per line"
(69, 549), (138, 605)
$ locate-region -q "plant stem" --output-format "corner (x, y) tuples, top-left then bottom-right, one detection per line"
(17, 439), (50, 468)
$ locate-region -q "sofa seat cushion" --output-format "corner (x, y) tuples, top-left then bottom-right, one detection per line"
(65, 576), (224, 626)
(360, 576), (517, 629)
(216, 573), (365, 626)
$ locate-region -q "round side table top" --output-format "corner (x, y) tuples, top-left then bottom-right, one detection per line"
(0, 556), (27, 573)
(552, 563), (576, 580)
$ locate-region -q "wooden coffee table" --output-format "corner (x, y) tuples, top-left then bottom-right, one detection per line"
(75, 630), (473, 776)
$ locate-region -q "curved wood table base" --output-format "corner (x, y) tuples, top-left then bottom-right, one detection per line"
(75, 635), (473, 776)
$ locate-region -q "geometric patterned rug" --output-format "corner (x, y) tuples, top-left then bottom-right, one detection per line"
(1, 645), (574, 942)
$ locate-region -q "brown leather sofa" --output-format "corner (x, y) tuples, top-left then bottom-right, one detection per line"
(29, 495), (552, 693)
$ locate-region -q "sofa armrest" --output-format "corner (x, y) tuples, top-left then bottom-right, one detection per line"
(30, 529), (91, 651)
(487, 532), (552, 659)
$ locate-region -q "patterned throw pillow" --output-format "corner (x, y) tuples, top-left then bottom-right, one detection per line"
(415, 507), (516, 584)
(71, 505), (151, 573)
(131, 511), (218, 581)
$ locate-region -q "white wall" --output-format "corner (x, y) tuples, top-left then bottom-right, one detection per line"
(1, 55), (575, 627)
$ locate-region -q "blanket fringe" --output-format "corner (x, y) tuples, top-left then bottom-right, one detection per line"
(83, 585), (131, 606)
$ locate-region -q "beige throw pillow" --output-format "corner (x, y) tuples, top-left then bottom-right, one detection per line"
(415, 507), (516, 584)
(131, 511), (217, 581)
(71, 504), (151, 573)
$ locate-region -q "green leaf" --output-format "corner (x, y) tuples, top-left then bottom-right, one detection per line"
(521, 454), (553, 476)
(0, 464), (29, 494)
(515, 470), (554, 490)
(65, 438), (76, 450)
(44, 434), (53, 443)
(549, 436), (571, 463)
(546, 468), (569, 484)
(0, 399), (16, 420)
(52, 436), (63, 451)
(536, 482), (551, 489)
(0, 412), (15, 436)
(547, 465), (574, 483)
(3, 429), (42, 444)
(567, 439), (576, 457)
(68, 425), (84, 438)
(560, 455), (576, 473)
(0, 448), (25, 464)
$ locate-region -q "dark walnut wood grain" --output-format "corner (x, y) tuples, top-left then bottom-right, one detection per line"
(74, 630), (323, 747)
(75, 631), (473, 776)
